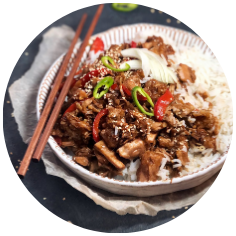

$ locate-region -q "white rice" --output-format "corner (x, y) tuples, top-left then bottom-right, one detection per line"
(120, 31), (232, 181)
(121, 159), (141, 181)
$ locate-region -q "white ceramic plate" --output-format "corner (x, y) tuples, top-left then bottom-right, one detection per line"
(36, 23), (226, 197)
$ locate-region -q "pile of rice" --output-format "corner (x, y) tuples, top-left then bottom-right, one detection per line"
(117, 31), (233, 182)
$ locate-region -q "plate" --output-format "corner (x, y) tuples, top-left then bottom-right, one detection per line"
(36, 23), (226, 197)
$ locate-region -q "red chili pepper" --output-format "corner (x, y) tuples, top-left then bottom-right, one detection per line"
(122, 85), (147, 101)
(154, 89), (174, 121)
(131, 41), (137, 48)
(93, 108), (108, 142)
(53, 136), (62, 146)
(111, 83), (119, 90)
(74, 68), (110, 89)
(90, 37), (104, 53)
(122, 84), (132, 96)
(62, 103), (77, 117)
(73, 70), (99, 89)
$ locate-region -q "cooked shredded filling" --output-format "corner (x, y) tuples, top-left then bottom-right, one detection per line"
(52, 35), (231, 182)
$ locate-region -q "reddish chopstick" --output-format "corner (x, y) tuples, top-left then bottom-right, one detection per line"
(17, 14), (87, 178)
(32, 5), (104, 162)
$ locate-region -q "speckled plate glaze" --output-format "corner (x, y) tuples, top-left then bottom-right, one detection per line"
(36, 24), (226, 197)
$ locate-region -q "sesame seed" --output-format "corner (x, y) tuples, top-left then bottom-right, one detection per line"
(177, 20), (181, 24)
(43, 198), (47, 200)
(172, 216), (175, 219)
(166, 19), (171, 23)
(159, 10), (163, 14)
(185, 206), (188, 209)
(63, 198), (66, 200)
(25, 52), (29, 56)
(11, 113), (14, 117)
(7, 101), (10, 103)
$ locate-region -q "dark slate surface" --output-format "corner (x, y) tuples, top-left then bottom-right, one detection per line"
(3, 4), (194, 233)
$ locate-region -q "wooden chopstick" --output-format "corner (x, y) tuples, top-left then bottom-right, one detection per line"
(32, 5), (104, 162)
(17, 14), (87, 178)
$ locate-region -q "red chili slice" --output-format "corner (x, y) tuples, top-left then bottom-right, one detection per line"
(62, 103), (77, 117)
(73, 68), (110, 89)
(122, 85), (147, 101)
(122, 84), (132, 96)
(90, 37), (104, 53)
(93, 108), (108, 142)
(131, 41), (137, 48)
(111, 83), (119, 90)
(77, 70), (100, 88)
(154, 89), (174, 121)
(53, 136), (62, 146)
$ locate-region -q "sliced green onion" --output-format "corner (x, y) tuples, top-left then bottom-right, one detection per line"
(93, 76), (114, 99)
(101, 56), (130, 72)
(132, 86), (154, 116)
(112, 3), (138, 12)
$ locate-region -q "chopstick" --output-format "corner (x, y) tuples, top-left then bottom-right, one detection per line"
(17, 14), (87, 178)
(32, 5), (104, 162)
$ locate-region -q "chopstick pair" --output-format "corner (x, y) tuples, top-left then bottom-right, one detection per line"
(17, 4), (104, 178)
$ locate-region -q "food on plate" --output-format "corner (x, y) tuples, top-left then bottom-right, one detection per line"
(51, 33), (232, 182)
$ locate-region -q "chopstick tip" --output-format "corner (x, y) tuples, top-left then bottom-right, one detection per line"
(32, 158), (40, 163)
(17, 173), (25, 179)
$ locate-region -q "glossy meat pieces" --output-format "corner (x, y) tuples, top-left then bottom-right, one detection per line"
(128, 109), (166, 134)
(144, 79), (168, 103)
(74, 156), (90, 167)
(170, 97), (195, 118)
(175, 135), (189, 165)
(94, 149), (109, 165)
(163, 110), (179, 126)
(150, 120), (167, 132)
(177, 63), (196, 83)
(118, 139), (145, 160)
(142, 36), (175, 60)
(100, 128), (119, 149)
(175, 150), (189, 166)
(192, 109), (220, 135)
(87, 99), (104, 113)
(60, 113), (92, 143)
(137, 150), (164, 182)
(107, 44), (121, 60)
(123, 71), (142, 91)
(94, 140), (125, 170)
(72, 88), (88, 101)
(65, 113), (91, 131)
(146, 133), (157, 145)
(158, 136), (175, 148)
(75, 98), (95, 115)
(61, 140), (76, 147)
(107, 107), (125, 123)
(75, 146), (94, 158)
(190, 128), (216, 150)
